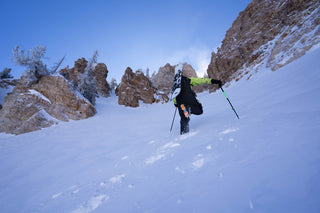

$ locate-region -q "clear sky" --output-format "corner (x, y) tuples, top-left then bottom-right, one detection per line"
(0, 0), (251, 82)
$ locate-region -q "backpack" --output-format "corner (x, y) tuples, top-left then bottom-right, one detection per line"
(176, 76), (198, 106)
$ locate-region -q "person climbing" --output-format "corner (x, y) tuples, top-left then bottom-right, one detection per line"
(173, 75), (222, 135)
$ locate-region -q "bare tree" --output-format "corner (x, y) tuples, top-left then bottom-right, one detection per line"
(109, 77), (118, 91)
(11, 45), (64, 85)
(50, 55), (66, 74)
(78, 50), (98, 105)
(146, 67), (150, 79)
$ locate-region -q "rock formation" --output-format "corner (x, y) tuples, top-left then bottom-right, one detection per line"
(0, 75), (95, 135)
(60, 58), (110, 99)
(182, 64), (197, 78)
(151, 63), (175, 96)
(93, 63), (111, 97)
(117, 67), (156, 107)
(207, 0), (320, 85)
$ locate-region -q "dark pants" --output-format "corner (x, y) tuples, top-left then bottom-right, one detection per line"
(178, 102), (203, 135)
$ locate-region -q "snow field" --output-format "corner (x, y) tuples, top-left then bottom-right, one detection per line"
(0, 47), (320, 212)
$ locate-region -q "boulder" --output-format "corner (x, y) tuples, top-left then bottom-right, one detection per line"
(0, 75), (96, 135)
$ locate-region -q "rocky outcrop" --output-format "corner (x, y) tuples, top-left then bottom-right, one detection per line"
(59, 58), (87, 88)
(0, 75), (95, 135)
(182, 64), (197, 78)
(207, 0), (320, 85)
(60, 58), (110, 98)
(117, 67), (156, 107)
(93, 63), (110, 97)
(151, 63), (175, 95)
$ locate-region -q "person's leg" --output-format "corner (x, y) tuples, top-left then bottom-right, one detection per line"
(178, 104), (190, 135)
(190, 101), (203, 115)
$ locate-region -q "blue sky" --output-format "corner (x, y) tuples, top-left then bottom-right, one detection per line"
(0, 0), (251, 81)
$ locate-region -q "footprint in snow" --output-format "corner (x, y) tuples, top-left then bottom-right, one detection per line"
(51, 185), (80, 200)
(148, 140), (156, 144)
(178, 131), (198, 140)
(145, 142), (180, 165)
(192, 154), (205, 170)
(121, 156), (129, 160)
(100, 174), (127, 186)
(72, 174), (127, 212)
(159, 142), (180, 151)
(71, 194), (109, 213)
(192, 158), (205, 169)
(52, 192), (62, 199)
(145, 154), (166, 164)
(220, 127), (239, 135)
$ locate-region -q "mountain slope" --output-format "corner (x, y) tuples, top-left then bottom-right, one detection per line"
(1, 47), (320, 212)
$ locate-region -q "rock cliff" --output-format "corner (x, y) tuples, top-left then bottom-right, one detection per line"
(207, 0), (320, 84)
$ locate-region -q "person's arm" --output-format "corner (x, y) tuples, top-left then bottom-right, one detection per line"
(189, 77), (212, 86)
(190, 77), (222, 87)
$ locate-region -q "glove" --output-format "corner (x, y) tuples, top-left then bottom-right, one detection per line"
(211, 79), (222, 88)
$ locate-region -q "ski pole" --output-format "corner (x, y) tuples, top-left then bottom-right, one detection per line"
(170, 107), (178, 132)
(220, 87), (240, 119)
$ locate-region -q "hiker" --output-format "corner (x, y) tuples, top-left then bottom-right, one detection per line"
(173, 76), (222, 135)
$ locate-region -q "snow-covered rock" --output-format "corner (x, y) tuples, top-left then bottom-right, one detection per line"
(207, 0), (320, 85)
(59, 58), (111, 98)
(0, 75), (95, 135)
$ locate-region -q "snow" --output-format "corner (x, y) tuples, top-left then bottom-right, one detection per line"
(0, 47), (320, 212)
(28, 89), (52, 104)
(109, 174), (126, 184)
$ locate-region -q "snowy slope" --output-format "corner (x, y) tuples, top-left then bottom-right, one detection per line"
(1, 47), (320, 213)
